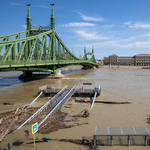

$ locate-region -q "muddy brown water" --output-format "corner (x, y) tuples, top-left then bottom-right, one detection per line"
(0, 68), (150, 149)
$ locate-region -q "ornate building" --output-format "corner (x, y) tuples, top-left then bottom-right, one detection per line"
(109, 54), (150, 66)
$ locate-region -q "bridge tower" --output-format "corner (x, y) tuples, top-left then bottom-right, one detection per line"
(26, 4), (32, 60)
(0, 4), (99, 76)
(92, 45), (94, 54)
(50, 4), (56, 73)
(26, 4), (32, 30)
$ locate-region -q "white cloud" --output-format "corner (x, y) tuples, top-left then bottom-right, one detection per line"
(75, 37), (150, 48)
(143, 33), (150, 37)
(75, 30), (112, 40)
(22, 25), (26, 29)
(129, 22), (150, 29)
(61, 22), (96, 27)
(10, 3), (23, 6)
(124, 21), (131, 25)
(102, 24), (115, 28)
(78, 13), (105, 22)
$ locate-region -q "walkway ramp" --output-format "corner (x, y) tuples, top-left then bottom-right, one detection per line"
(17, 86), (75, 130)
(39, 86), (75, 127)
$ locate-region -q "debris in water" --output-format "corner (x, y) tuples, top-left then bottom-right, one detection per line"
(74, 99), (131, 104)
(72, 109), (89, 118)
(3, 103), (14, 105)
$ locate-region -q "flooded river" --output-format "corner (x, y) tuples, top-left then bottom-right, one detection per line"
(0, 67), (150, 149)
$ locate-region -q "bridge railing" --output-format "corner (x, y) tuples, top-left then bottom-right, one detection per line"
(0, 59), (98, 65)
(31, 25), (51, 30)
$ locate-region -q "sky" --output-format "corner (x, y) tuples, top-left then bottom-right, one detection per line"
(1, 0), (150, 59)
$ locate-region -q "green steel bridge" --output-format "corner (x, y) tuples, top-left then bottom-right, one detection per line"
(0, 5), (98, 75)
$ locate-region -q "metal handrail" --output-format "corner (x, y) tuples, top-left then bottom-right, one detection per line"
(39, 86), (75, 127)
(16, 86), (67, 130)
(29, 91), (43, 106)
(90, 92), (97, 108)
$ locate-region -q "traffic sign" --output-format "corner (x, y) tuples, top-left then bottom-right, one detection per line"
(24, 130), (29, 136)
(32, 122), (38, 134)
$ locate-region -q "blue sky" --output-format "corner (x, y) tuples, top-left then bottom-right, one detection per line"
(1, 0), (150, 59)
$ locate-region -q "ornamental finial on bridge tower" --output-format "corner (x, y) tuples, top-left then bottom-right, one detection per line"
(92, 45), (94, 54)
(26, 4), (32, 30)
(26, 4), (31, 17)
(84, 45), (86, 54)
(50, 4), (55, 30)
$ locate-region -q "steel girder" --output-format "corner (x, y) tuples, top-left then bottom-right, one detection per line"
(0, 29), (99, 73)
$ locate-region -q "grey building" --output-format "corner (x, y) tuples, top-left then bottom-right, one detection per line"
(109, 54), (150, 66)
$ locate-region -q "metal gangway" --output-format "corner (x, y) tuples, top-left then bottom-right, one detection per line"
(39, 86), (75, 127)
(17, 86), (75, 130)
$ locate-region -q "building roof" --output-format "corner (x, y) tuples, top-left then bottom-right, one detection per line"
(110, 54), (118, 57)
(118, 57), (133, 59)
(134, 54), (150, 56)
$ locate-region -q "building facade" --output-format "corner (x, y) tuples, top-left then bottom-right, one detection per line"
(109, 54), (150, 66)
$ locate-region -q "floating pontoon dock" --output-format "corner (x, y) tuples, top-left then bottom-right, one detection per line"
(93, 126), (150, 146)
(39, 83), (101, 97)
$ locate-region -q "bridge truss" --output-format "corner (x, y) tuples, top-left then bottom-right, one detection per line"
(0, 5), (98, 73)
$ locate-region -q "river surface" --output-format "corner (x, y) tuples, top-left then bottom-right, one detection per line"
(0, 68), (150, 149)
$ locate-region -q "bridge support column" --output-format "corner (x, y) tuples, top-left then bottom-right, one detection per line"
(19, 71), (33, 79)
(48, 70), (64, 79)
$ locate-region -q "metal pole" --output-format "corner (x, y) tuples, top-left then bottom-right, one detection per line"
(94, 127), (97, 146)
(94, 135), (96, 146)
(145, 136), (147, 146)
(29, 91), (43, 106)
(110, 136), (113, 146)
(33, 134), (35, 147)
(90, 92), (97, 108)
(127, 136), (130, 146)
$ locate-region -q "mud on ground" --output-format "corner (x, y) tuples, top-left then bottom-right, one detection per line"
(0, 106), (89, 142)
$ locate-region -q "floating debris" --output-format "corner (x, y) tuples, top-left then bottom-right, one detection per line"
(72, 109), (89, 118)
(75, 99), (131, 104)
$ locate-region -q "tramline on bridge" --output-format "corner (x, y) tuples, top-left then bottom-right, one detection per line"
(0, 4), (98, 75)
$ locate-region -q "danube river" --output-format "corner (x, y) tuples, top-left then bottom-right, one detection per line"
(0, 67), (150, 149)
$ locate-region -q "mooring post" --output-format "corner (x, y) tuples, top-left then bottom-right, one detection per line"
(90, 92), (97, 108)
(94, 135), (96, 146)
(110, 136), (113, 146)
(144, 136), (147, 146)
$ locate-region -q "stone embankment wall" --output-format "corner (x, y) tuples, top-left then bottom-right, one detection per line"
(101, 65), (142, 69)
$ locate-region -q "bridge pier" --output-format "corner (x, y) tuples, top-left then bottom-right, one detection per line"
(19, 71), (33, 79)
(19, 70), (65, 79)
(47, 70), (65, 79)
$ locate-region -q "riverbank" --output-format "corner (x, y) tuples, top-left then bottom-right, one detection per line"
(0, 98), (92, 150)
(1, 96), (150, 150)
